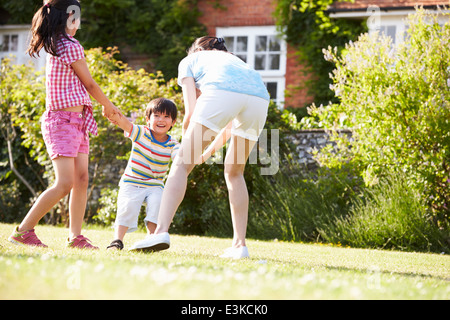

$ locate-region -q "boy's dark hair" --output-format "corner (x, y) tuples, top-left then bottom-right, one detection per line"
(145, 98), (178, 131)
(27, 0), (81, 58)
(187, 36), (228, 55)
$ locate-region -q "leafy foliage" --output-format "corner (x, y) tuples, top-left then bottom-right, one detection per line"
(306, 9), (450, 227)
(319, 171), (447, 252)
(0, 0), (42, 24)
(1, 47), (183, 223)
(78, 0), (206, 80)
(0, 59), (48, 222)
(0, 0), (206, 80)
(275, 0), (366, 107)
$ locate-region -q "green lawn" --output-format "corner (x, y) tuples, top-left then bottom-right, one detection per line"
(0, 223), (448, 300)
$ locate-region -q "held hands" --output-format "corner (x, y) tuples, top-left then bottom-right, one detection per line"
(102, 104), (133, 133)
(102, 104), (121, 125)
(107, 111), (123, 126)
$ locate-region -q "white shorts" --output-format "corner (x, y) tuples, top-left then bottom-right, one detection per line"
(114, 184), (163, 233)
(192, 90), (269, 141)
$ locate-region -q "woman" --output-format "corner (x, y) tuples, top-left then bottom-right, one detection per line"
(132, 36), (270, 258)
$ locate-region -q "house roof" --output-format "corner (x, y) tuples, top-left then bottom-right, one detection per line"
(329, 0), (450, 12)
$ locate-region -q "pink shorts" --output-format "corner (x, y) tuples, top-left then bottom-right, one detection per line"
(41, 110), (89, 160)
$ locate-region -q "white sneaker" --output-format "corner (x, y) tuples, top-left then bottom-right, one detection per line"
(219, 246), (250, 259)
(129, 232), (170, 252)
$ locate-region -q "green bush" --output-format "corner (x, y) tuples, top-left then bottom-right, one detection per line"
(306, 9), (450, 226)
(319, 171), (449, 253)
(0, 58), (50, 222)
(246, 163), (354, 242)
(95, 188), (119, 228)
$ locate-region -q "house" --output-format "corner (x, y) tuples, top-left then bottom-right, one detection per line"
(197, 0), (310, 108)
(196, 0), (450, 108)
(328, 0), (450, 44)
(0, 24), (46, 70)
(2, 1), (449, 109)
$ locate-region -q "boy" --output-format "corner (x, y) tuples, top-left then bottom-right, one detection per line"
(106, 98), (180, 250)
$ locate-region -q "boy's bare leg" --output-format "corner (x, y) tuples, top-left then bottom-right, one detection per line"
(114, 225), (129, 241)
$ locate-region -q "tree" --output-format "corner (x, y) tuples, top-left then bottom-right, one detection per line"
(0, 58), (48, 221)
(78, 0), (206, 80)
(0, 0), (206, 80)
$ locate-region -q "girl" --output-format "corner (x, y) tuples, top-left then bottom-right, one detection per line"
(8, 0), (119, 249)
(131, 36), (270, 258)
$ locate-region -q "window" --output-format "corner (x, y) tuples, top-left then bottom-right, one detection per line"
(0, 27), (47, 70)
(217, 26), (286, 105)
(223, 36), (248, 62)
(379, 25), (397, 43)
(1, 34), (19, 52)
(265, 82), (278, 100)
(255, 35), (281, 71)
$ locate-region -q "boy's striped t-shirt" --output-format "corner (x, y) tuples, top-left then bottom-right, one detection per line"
(120, 124), (180, 188)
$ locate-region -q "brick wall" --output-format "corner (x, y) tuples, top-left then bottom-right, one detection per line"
(197, 0), (276, 34)
(284, 44), (314, 108)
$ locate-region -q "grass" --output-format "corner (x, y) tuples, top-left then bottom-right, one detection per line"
(0, 222), (449, 300)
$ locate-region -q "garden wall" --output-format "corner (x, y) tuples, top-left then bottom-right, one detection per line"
(288, 129), (352, 169)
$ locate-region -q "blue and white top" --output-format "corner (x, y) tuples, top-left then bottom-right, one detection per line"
(178, 50), (270, 101)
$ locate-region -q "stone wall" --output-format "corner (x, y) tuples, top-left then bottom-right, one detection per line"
(288, 129), (352, 169)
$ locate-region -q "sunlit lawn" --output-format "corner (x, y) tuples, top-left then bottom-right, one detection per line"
(0, 222), (449, 300)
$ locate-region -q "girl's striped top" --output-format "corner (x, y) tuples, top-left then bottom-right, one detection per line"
(119, 124), (180, 188)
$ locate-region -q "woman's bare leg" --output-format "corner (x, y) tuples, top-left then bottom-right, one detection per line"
(224, 135), (256, 248)
(155, 123), (215, 234)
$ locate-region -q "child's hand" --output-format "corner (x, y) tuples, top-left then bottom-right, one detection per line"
(102, 106), (132, 133)
(107, 112), (122, 125)
(102, 104), (119, 119)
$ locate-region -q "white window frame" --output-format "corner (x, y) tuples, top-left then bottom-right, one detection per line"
(216, 26), (287, 105)
(330, 9), (450, 45)
(1, 34), (19, 52)
(371, 15), (407, 45)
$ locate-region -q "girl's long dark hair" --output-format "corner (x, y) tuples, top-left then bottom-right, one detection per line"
(27, 0), (81, 57)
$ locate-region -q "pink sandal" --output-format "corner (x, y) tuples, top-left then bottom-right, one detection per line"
(67, 235), (99, 250)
